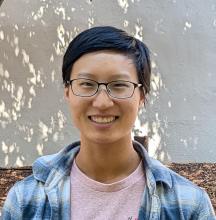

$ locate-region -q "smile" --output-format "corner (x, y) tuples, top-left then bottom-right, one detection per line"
(89, 116), (118, 124)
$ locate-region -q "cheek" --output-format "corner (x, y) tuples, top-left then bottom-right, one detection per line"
(68, 97), (90, 123)
(122, 100), (140, 121)
(69, 106), (83, 130)
(68, 98), (83, 121)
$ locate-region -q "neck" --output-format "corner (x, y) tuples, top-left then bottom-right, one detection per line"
(75, 135), (141, 183)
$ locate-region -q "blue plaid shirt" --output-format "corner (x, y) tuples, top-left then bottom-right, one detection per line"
(2, 141), (215, 220)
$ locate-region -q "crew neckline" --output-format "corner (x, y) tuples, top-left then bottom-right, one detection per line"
(71, 159), (144, 192)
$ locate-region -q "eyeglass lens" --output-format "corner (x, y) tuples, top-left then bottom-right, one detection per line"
(71, 78), (136, 98)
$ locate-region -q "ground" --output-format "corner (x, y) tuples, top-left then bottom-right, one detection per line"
(0, 164), (215, 213)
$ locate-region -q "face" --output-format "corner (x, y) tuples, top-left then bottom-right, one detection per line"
(64, 50), (144, 145)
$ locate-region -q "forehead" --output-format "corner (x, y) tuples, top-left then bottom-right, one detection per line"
(71, 50), (138, 81)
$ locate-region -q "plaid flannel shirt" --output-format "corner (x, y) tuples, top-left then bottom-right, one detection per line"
(2, 141), (215, 220)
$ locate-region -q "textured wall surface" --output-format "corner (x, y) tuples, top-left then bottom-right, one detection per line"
(0, 0), (216, 166)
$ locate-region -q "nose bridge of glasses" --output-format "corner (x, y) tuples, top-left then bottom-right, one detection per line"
(97, 82), (110, 94)
(93, 83), (114, 107)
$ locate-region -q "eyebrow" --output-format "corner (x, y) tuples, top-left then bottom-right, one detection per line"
(76, 72), (131, 80)
(76, 73), (95, 78)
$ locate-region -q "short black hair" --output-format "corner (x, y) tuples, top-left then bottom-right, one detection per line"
(62, 26), (151, 94)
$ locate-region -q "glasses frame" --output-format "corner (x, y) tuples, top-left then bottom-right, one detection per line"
(65, 78), (143, 99)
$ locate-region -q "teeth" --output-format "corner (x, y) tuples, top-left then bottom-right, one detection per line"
(91, 116), (116, 123)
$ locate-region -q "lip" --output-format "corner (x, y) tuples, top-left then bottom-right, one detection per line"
(88, 115), (119, 128)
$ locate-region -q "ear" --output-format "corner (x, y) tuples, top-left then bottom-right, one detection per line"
(64, 86), (70, 101)
(139, 91), (145, 107)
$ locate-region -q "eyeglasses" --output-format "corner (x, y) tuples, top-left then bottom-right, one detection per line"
(65, 78), (143, 99)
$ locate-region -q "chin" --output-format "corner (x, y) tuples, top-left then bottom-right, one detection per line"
(91, 137), (117, 145)
(86, 133), (130, 145)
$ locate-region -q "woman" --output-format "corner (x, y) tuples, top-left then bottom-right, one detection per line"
(2, 26), (215, 220)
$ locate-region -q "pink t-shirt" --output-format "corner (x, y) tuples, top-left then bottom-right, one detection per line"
(70, 159), (145, 220)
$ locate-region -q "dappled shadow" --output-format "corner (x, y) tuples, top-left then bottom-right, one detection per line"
(0, 0), (4, 8)
(1, 0), (216, 167)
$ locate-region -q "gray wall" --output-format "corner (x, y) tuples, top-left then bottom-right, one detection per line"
(0, 0), (216, 167)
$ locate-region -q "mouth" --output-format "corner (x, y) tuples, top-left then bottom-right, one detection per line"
(88, 115), (119, 124)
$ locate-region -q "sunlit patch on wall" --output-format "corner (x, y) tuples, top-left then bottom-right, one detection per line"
(1, 141), (23, 166)
(0, 82), (24, 123)
(36, 143), (44, 156)
(183, 21), (192, 32)
(133, 119), (149, 137)
(18, 124), (34, 143)
(37, 111), (66, 144)
(15, 155), (25, 167)
(134, 48), (165, 160)
(133, 22), (143, 41)
(117, 0), (129, 14)
(180, 138), (188, 147)
(57, 110), (66, 130)
(123, 20), (129, 27)
(54, 6), (66, 20)
(29, 31), (35, 38)
(51, 70), (56, 82)
(50, 54), (54, 62)
(0, 30), (4, 40)
(39, 121), (50, 141)
(53, 24), (66, 55)
(32, 6), (45, 21)
(53, 25), (79, 56)
(88, 17), (94, 28)
(154, 19), (165, 34)
(148, 121), (161, 157)
(14, 24), (18, 30)
(213, 19), (216, 27)
(0, 12), (6, 17)
(0, 101), (10, 128)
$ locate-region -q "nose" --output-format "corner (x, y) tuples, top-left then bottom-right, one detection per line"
(92, 85), (114, 109)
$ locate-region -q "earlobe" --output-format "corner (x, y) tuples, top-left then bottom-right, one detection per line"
(139, 92), (145, 107)
(64, 87), (70, 101)
(139, 99), (144, 108)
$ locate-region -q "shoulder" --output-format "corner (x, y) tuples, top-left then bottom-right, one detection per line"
(164, 165), (205, 201)
(5, 174), (46, 203)
(151, 158), (207, 199)
(14, 174), (45, 195)
(150, 159), (215, 218)
(150, 158), (201, 189)
(2, 174), (46, 219)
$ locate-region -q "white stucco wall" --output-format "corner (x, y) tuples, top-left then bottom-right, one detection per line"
(0, 0), (216, 167)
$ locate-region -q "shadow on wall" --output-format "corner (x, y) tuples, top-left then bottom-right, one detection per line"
(1, 0), (215, 166)
(133, 51), (171, 163)
(0, 0), (178, 166)
(0, 0), (80, 166)
(0, 0), (4, 7)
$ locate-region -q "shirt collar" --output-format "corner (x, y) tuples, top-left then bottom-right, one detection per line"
(32, 141), (80, 183)
(133, 141), (173, 189)
(32, 140), (172, 189)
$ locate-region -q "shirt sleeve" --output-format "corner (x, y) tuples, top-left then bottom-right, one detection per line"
(193, 189), (216, 220)
(1, 184), (22, 220)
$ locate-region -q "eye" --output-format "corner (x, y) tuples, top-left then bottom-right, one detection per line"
(80, 82), (94, 87)
(78, 79), (96, 87)
(111, 81), (130, 88)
